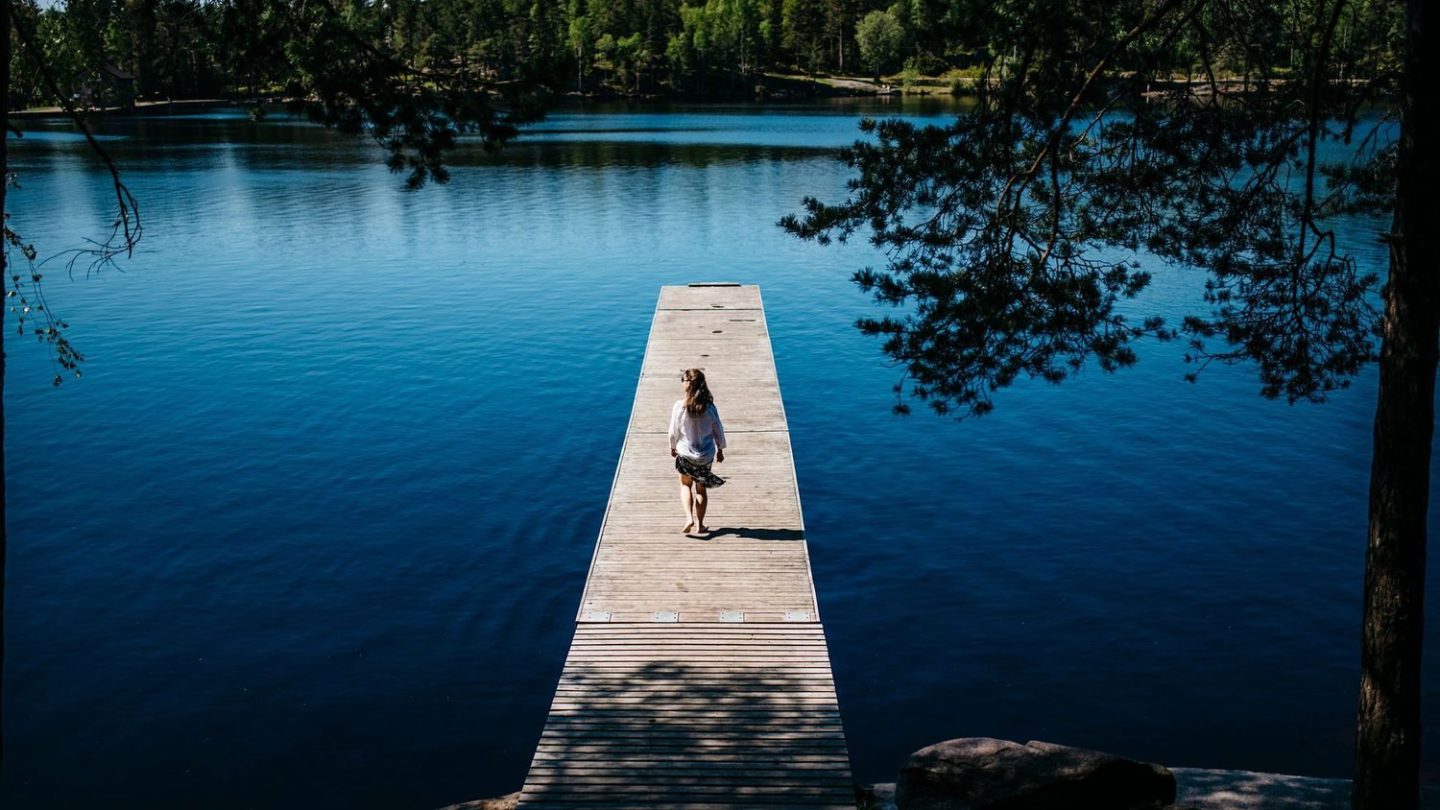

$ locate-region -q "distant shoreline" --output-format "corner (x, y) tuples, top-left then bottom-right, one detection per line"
(9, 73), (965, 121)
(10, 97), (240, 119)
(11, 72), (1397, 122)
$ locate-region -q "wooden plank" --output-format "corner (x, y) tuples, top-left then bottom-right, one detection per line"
(519, 286), (849, 810)
(656, 284), (762, 310)
(576, 284), (815, 621)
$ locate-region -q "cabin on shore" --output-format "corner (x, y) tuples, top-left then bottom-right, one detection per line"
(73, 64), (136, 110)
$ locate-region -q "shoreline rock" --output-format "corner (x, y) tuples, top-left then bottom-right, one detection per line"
(435, 792), (518, 810)
(865, 768), (1440, 810)
(442, 754), (1440, 810)
(894, 737), (1182, 810)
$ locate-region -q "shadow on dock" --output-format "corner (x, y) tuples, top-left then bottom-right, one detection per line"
(519, 625), (853, 809)
(700, 527), (806, 542)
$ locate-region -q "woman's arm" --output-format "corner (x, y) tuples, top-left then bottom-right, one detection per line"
(668, 402), (681, 457)
(711, 405), (727, 461)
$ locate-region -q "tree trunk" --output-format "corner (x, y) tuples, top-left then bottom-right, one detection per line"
(1353, 0), (1437, 808)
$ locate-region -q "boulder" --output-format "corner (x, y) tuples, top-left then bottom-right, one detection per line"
(895, 738), (1177, 810)
(435, 792), (519, 810)
(858, 782), (900, 810)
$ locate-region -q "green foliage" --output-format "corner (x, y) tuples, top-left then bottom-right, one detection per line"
(784, 0), (1398, 417)
(781, 0), (827, 71)
(276, 0), (547, 189)
(673, 0), (767, 87)
(569, 11), (593, 88)
(855, 8), (904, 75)
(11, 0), (1403, 106)
(4, 211), (83, 387)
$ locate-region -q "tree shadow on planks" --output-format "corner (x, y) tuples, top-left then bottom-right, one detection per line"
(702, 527), (805, 542)
(518, 630), (855, 809)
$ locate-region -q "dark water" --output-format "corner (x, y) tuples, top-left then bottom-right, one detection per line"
(1, 101), (1433, 809)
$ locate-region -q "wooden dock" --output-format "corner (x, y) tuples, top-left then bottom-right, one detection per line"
(518, 284), (853, 809)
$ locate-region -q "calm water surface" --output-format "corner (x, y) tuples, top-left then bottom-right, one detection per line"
(2, 100), (1435, 809)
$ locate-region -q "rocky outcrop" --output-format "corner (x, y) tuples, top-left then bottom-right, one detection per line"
(435, 792), (520, 810)
(895, 737), (1184, 810)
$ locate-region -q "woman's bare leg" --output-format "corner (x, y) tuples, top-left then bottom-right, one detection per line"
(678, 474), (695, 532)
(693, 483), (708, 532)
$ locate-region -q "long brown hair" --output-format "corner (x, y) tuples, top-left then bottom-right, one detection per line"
(682, 368), (714, 415)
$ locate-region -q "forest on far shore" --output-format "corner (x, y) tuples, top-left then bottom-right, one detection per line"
(6, 0), (1404, 109)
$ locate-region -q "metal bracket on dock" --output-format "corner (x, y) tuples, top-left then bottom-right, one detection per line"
(580, 611), (612, 622)
(652, 611), (679, 622)
(718, 611), (744, 623)
(783, 611), (814, 622)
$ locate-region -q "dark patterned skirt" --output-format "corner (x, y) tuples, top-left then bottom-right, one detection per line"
(676, 455), (726, 487)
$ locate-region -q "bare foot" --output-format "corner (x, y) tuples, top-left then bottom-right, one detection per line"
(693, 525), (709, 537)
(682, 521), (694, 534)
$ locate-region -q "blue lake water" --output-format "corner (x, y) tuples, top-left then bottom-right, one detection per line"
(2, 100), (1434, 808)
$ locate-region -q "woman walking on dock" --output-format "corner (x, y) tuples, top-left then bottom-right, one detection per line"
(669, 368), (727, 537)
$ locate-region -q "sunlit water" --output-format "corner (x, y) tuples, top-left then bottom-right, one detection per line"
(2, 101), (1433, 809)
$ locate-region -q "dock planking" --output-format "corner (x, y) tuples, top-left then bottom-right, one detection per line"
(518, 285), (853, 809)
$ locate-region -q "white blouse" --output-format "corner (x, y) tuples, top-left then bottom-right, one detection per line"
(669, 400), (727, 463)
